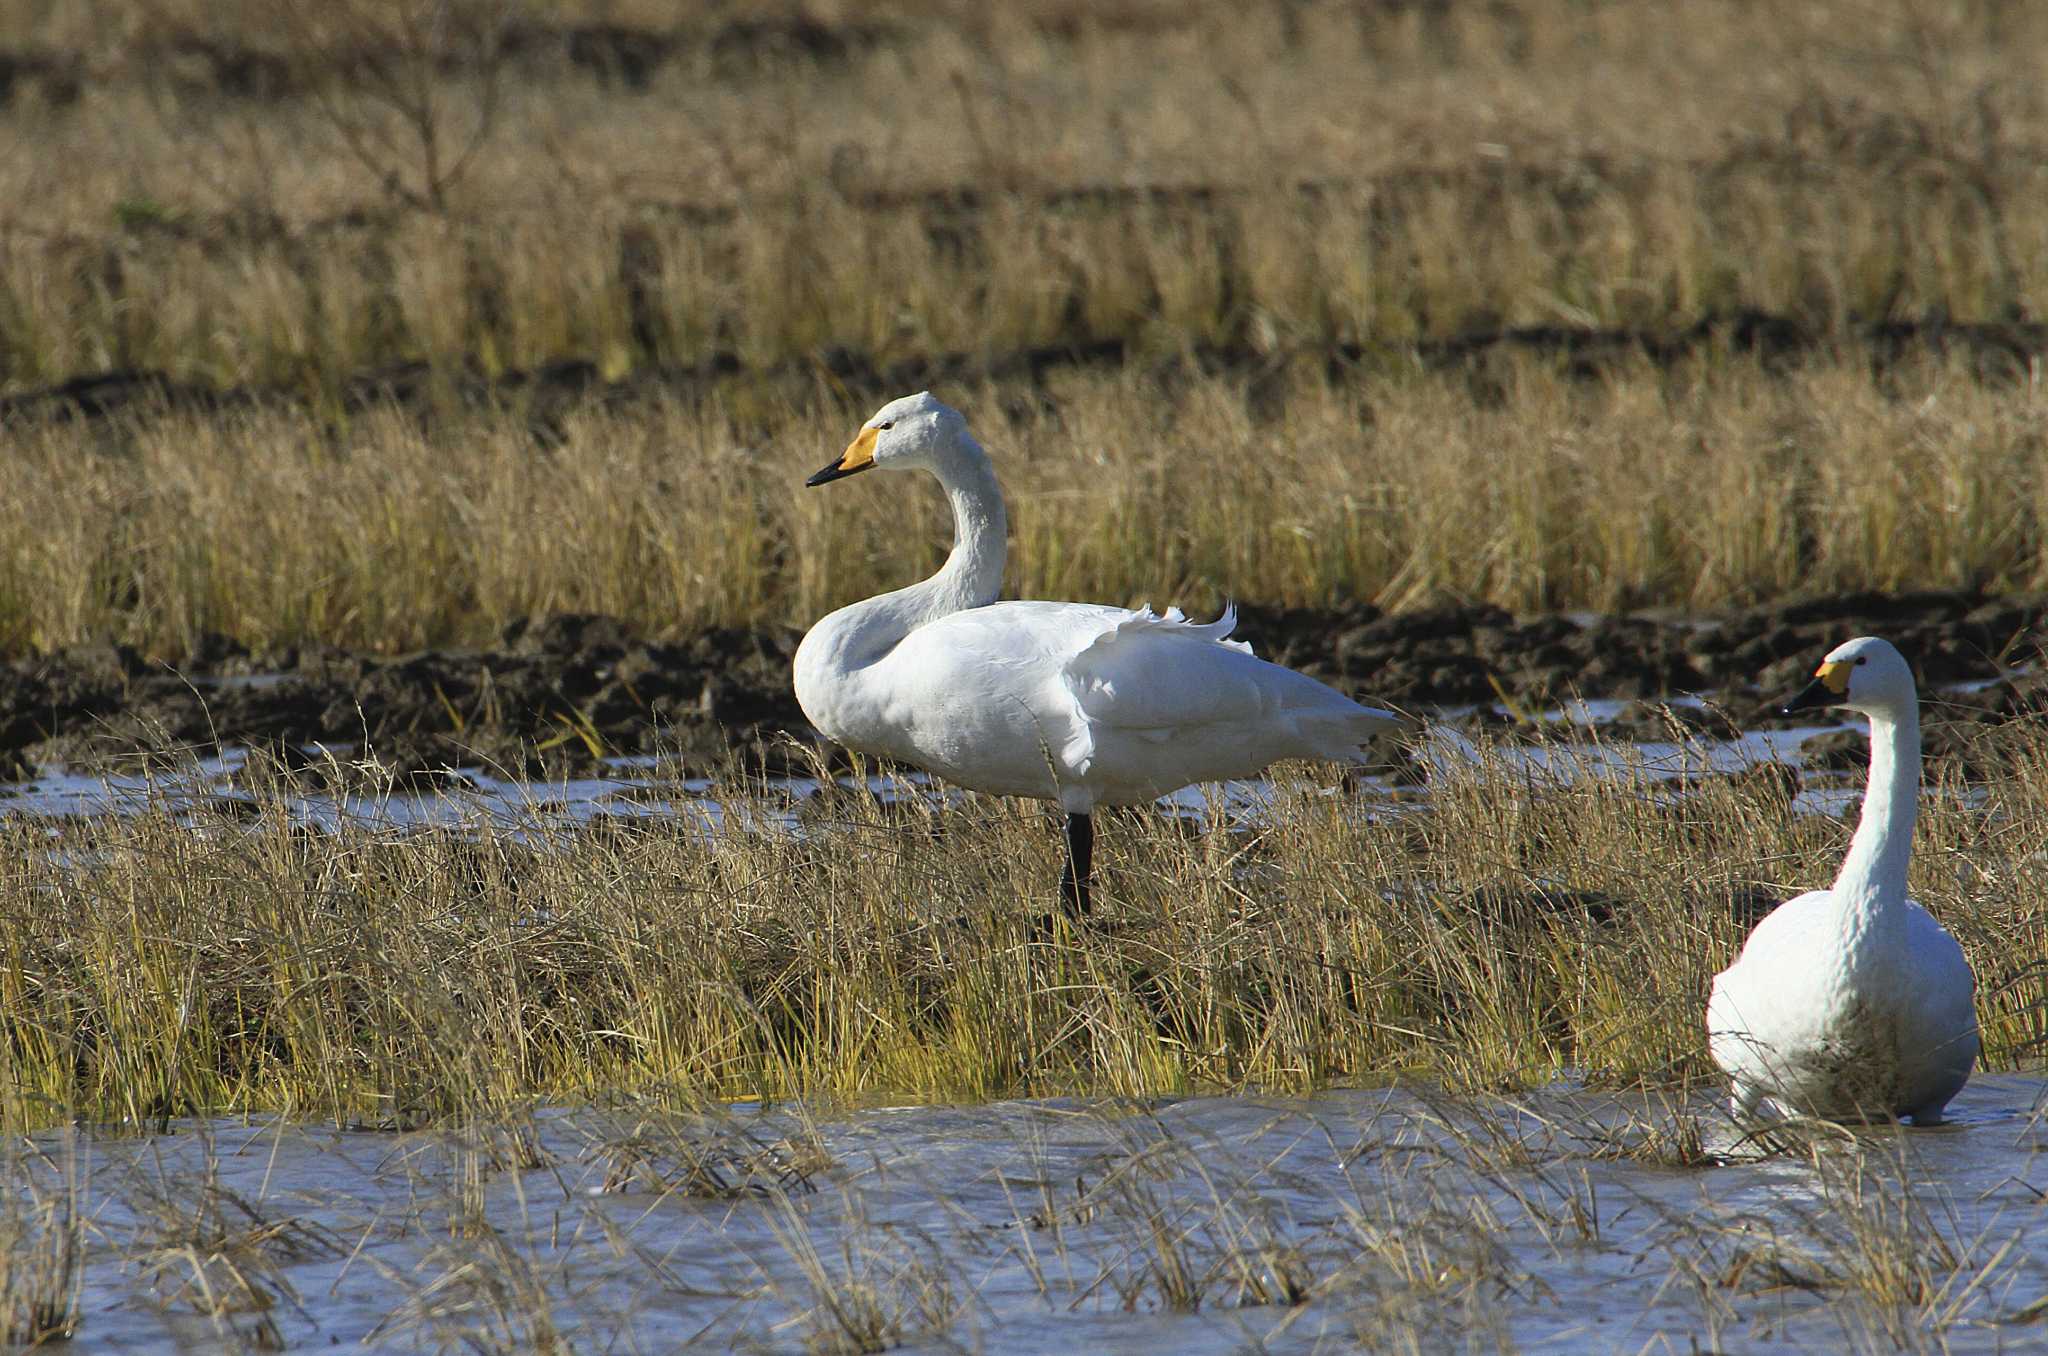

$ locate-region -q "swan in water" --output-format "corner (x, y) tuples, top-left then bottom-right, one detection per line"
(1707, 636), (1978, 1123)
(793, 392), (1403, 916)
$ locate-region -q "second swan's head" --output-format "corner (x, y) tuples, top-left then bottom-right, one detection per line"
(1782, 636), (1916, 717)
(806, 392), (967, 487)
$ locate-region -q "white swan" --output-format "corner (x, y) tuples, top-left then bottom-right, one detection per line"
(793, 392), (1403, 916)
(1707, 636), (1978, 1123)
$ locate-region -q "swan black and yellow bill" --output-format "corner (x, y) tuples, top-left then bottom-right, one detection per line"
(806, 426), (879, 486)
(1781, 659), (1851, 713)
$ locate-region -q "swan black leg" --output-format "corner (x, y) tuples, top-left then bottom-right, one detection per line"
(1058, 812), (1094, 918)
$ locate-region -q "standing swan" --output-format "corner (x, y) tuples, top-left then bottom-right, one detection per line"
(1707, 637), (1978, 1123)
(793, 392), (1403, 916)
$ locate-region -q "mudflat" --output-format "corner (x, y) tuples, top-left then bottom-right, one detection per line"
(1, 589), (2037, 785)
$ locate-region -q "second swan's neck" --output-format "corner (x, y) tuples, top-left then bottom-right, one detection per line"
(822, 440), (1008, 668)
(1831, 700), (1920, 916)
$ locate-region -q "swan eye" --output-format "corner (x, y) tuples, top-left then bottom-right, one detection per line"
(1854, 657), (1867, 666)
(878, 421), (894, 431)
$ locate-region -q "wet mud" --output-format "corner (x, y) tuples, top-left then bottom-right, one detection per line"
(7, 311), (2044, 439)
(4, 590), (2043, 786)
(0, 14), (902, 112)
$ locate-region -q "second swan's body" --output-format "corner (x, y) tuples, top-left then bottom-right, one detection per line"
(1707, 637), (1978, 1123)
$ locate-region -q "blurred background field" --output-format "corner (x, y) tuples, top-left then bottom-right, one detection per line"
(3, 0), (2045, 379)
(0, 0), (2045, 657)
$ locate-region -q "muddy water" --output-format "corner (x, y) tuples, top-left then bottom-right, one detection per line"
(15, 1077), (2044, 1353)
(0, 698), (1862, 840)
(3, 748), (731, 834)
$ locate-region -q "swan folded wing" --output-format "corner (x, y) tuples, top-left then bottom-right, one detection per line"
(870, 601), (1136, 783)
(1708, 890), (1980, 1118)
(1057, 604), (1394, 775)
(1046, 605), (1239, 770)
(878, 600), (1395, 794)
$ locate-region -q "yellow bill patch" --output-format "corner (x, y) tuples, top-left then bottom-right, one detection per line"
(838, 426), (879, 474)
(1814, 660), (1851, 694)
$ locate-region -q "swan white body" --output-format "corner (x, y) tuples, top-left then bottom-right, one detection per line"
(800, 598), (1392, 808)
(1706, 637), (1978, 1123)
(793, 392), (1402, 910)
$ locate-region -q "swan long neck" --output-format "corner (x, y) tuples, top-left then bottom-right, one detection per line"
(1831, 700), (1919, 915)
(810, 435), (1008, 673)
(917, 441), (1008, 622)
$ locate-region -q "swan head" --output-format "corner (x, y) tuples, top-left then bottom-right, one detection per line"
(805, 391), (968, 486)
(1782, 636), (1916, 717)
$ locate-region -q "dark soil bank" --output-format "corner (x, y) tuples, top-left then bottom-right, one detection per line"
(3, 590), (2043, 785)
(9, 313), (2046, 437)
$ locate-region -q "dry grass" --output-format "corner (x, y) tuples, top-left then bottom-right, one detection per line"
(0, 718), (2042, 1132)
(118, 1126), (345, 1350)
(1642, 1133), (2033, 1350)
(0, 1137), (83, 1347)
(1, 0), (2045, 656)
(0, 1), (2043, 389)
(4, 352), (2046, 658)
(585, 1097), (829, 1201)
(1334, 1089), (2043, 1353)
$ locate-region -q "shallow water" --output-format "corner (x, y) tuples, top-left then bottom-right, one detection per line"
(0, 694), (1863, 842)
(0, 748), (724, 834)
(15, 1077), (2045, 1353)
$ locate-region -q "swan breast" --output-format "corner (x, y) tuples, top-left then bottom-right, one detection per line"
(1708, 890), (1978, 1118)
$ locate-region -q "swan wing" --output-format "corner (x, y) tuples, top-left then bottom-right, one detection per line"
(1057, 604), (1404, 789)
(880, 601), (1255, 776)
(1707, 889), (1833, 1090)
(856, 601), (1401, 806)
(837, 601), (1132, 796)
(1893, 897), (1980, 1116)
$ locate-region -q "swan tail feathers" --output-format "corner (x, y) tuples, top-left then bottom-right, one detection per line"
(1294, 704), (1407, 762)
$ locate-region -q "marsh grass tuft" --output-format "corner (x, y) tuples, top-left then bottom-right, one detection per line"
(1655, 1134), (2027, 1349)
(0, 718), (2041, 1131)
(118, 1127), (344, 1350)
(367, 1216), (576, 1356)
(766, 1195), (963, 1356)
(0, 1139), (83, 1347)
(1077, 1118), (1320, 1313)
(587, 1097), (829, 1200)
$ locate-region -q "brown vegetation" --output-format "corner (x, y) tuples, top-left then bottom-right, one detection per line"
(0, 723), (2041, 1131)
(0, 13), (2042, 1344)
(3, 354), (2046, 660)
(0, 1), (2042, 656)
(1, 1), (2044, 388)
